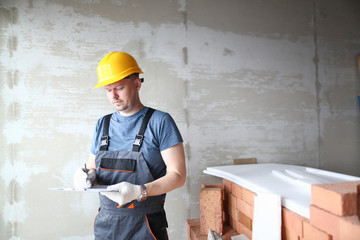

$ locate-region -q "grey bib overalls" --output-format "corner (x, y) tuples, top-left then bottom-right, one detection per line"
(94, 108), (168, 240)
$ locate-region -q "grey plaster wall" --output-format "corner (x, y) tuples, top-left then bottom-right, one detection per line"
(1, 0), (359, 239)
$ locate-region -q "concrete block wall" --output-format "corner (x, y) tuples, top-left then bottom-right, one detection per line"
(188, 179), (360, 240)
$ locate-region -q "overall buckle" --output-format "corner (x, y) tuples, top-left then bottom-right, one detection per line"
(133, 135), (144, 147)
(100, 136), (109, 147)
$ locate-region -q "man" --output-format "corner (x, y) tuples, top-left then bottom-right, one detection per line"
(73, 52), (186, 239)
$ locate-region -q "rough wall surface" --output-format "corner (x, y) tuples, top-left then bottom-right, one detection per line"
(0, 0), (359, 239)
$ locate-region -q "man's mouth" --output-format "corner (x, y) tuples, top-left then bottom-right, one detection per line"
(112, 99), (122, 104)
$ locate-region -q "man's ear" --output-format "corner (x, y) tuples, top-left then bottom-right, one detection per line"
(135, 77), (142, 91)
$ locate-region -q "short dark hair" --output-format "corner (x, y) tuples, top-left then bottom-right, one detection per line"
(126, 73), (139, 79)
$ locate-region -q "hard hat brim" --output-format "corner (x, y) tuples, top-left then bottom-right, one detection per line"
(94, 69), (143, 88)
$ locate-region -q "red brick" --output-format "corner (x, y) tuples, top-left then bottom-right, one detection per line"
(234, 216), (241, 233)
(221, 225), (239, 240)
(233, 158), (257, 165)
(237, 211), (252, 230)
(229, 194), (237, 213)
(302, 220), (332, 240)
(282, 207), (306, 237)
(186, 219), (200, 240)
(200, 188), (224, 235)
(309, 205), (340, 240)
(201, 183), (223, 189)
(232, 183), (242, 199)
(237, 221), (253, 240)
(311, 181), (360, 216)
(237, 198), (254, 219)
(190, 224), (207, 240)
(338, 215), (360, 240)
(202, 183), (224, 201)
(230, 216), (236, 230)
(223, 179), (232, 194)
(282, 226), (300, 240)
(241, 187), (256, 206)
(229, 207), (237, 221)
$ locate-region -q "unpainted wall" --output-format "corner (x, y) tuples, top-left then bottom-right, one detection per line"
(0, 0), (359, 239)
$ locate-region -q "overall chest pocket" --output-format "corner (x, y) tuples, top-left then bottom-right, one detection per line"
(100, 158), (136, 172)
(98, 158), (137, 185)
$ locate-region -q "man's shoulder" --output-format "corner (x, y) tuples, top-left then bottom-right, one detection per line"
(150, 108), (172, 122)
(97, 112), (115, 122)
(151, 108), (167, 116)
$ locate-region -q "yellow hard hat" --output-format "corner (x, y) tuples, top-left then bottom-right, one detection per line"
(95, 52), (143, 88)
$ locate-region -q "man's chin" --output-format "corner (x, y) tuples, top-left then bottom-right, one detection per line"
(114, 105), (128, 112)
(113, 103), (123, 108)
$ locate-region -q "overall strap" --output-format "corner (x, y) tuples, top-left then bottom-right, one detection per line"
(99, 113), (112, 151)
(132, 108), (155, 152)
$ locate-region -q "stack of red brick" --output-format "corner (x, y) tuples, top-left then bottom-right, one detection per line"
(186, 180), (256, 240)
(283, 180), (360, 240)
(186, 179), (360, 240)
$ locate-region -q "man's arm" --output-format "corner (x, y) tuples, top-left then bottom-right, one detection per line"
(99, 142), (186, 205)
(145, 142), (186, 196)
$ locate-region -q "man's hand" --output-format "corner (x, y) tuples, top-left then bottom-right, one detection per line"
(73, 166), (96, 189)
(100, 182), (141, 205)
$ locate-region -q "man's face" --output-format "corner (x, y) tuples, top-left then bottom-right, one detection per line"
(104, 76), (140, 114)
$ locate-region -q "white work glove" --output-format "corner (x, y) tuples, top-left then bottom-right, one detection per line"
(100, 182), (141, 206)
(73, 165), (96, 189)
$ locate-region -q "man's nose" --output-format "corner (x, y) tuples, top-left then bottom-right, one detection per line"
(110, 89), (118, 98)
